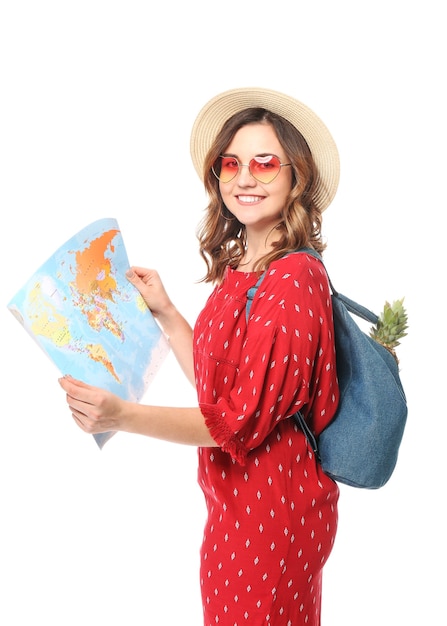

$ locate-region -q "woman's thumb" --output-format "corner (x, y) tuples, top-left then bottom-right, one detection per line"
(126, 268), (136, 281)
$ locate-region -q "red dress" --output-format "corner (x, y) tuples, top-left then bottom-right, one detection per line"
(193, 252), (340, 626)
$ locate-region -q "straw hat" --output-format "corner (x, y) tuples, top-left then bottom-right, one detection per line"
(190, 87), (340, 212)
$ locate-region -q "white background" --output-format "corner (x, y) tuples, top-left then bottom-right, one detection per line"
(1, 1), (445, 624)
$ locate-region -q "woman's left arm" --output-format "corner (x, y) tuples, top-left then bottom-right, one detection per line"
(58, 376), (216, 446)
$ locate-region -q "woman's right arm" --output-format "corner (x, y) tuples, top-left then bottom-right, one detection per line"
(126, 267), (195, 386)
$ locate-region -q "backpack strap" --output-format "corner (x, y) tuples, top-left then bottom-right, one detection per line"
(245, 247), (315, 323)
(245, 245), (379, 328)
(293, 411), (321, 461)
(297, 248), (379, 324)
(245, 273), (266, 322)
(291, 247), (380, 325)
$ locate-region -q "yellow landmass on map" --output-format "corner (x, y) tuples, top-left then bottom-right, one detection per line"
(26, 281), (121, 382)
(135, 292), (149, 313)
(28, 283), (72, 346)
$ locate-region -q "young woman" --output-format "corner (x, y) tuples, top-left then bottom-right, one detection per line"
(59, 87), (341, 625)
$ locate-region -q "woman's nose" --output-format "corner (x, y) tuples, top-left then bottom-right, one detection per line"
(237, 163), (257, 186)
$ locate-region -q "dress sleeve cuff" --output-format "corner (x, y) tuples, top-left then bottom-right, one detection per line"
(199, 403), (248, 466)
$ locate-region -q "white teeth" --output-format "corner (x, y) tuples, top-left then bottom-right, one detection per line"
(238, 196), (262, 203)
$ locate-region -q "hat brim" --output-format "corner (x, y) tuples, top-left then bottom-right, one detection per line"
(190, 87), (340, 212)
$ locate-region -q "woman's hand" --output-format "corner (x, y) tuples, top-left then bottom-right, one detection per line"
(58, 375), (217, 447)
(125, 267), (173, 319)
(58, 375), (128, 435)
(126, 267), (195, 384)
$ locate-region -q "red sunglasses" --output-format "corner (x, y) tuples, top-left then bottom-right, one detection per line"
(212, 154), (292, 184)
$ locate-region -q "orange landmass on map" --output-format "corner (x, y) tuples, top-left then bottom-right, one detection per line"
(72, 229), (125, 343)
(86, 343), (121, 382)
(74, 229), (119, 299)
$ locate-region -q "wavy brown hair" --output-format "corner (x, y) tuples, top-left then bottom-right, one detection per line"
(197, 108), (326, 283)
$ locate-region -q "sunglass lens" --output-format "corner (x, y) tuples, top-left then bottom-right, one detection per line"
(212, 156), (239, 183)
(250, 155), (281, 184)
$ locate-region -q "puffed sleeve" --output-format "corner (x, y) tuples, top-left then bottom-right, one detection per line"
(197, 254), (339, 464)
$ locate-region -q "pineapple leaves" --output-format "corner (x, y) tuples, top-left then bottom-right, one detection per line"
(369, 298), (408, 361)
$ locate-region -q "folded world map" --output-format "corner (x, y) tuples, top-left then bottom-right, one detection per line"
(7, 218), (170, 448)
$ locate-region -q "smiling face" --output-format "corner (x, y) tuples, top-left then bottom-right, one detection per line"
(218, 122), (293, 238)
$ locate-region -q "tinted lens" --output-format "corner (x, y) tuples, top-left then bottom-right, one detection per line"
(249, 155), (281, 184)
(212, 156), (240, 183)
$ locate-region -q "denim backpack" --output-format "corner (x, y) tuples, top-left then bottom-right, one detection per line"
(245, 249), (408, 489)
